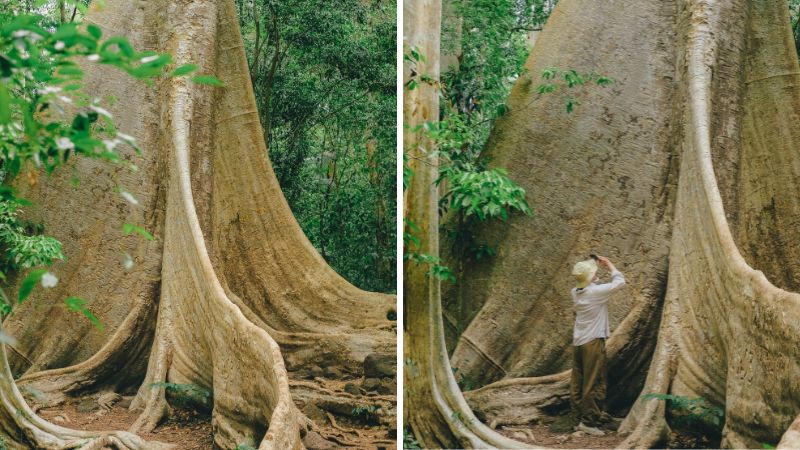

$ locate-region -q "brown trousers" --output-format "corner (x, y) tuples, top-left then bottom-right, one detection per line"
(570, 338), (608, 425)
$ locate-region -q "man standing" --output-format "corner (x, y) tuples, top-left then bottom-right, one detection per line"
(570, 255), (626, 433)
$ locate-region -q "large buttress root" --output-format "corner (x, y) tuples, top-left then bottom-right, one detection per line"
(442, 0), (677, 386)
(404, 1), (531, 447)
(1, 0), (395, 447)
(4, 0), (166, 382)
(0, 325), (171, 450)
(622, 0), (800, 448)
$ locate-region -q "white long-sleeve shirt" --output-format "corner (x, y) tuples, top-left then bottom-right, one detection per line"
(571, 269), (626, 346)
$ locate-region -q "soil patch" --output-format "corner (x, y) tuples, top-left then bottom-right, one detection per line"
(494, 414), (719, 449)
(497, 421), (625, 449)
(33, 373), (397, 449)
(37, 400), (213, 449)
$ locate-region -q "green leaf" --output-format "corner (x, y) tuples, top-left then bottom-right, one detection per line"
(65, 297), (104, 330)
(0, 82), (11, 125)
(52, 23), (79, 41)
(191, 75), (224, 87)
(171, 63), (198, 77)
(122, 223), (154, 241)
(100, 36), (136, 59)
(57, 66), (84, 77)
(87, 24), (103, 40)
(18, 269), (47, 303)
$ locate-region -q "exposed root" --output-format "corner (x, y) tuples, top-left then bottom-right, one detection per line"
(464, 373), (570, 429)
(291, 379), (396, 427)
(128, 307), (173, 435)
(407, 0), (800, 447)
(2, 0), (395, 448)
(325, 412), (364, 437)
(778, 414), (800, 449)
(16, 291), (158, 408)
(0, 326), (170, 450)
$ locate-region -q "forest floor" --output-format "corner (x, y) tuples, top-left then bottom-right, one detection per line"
(494, 413), (717, 449)
(38, 399), (214, 450)
(496, 416), (624, 449)
(289, 369), (397, 450)
(35, 374), (397, 450)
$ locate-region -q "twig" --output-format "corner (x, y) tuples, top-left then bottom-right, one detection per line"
(7, 344), (33, 366)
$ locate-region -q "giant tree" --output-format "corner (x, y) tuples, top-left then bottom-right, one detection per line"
(406, 0), (800, 448)
(0, 0), (395, 448)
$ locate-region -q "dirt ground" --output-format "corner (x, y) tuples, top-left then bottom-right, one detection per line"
(38, 400), (214, 449)
(496, 419), (625, 449)
(35, 380), (396, 450)
(493, 413), (719, 450)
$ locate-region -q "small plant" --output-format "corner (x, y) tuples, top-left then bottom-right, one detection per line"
(536, 67), (614, 113)
(439, 165), (532, 222)
(642, 393), (724, 427)
(403, 426), (422, 449)
(150, 382), (211, 409)
(0, 200), (64, 272)
(351, 404), (379, 423)
(404, 218), (456, 283)
(234, 444), (257, 450)
(452, 367), (475, 392)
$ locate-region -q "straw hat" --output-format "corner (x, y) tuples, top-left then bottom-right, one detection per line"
(572, 259), (598, 289)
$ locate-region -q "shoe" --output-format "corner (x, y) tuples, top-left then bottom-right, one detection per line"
(576, 422), (605, 436)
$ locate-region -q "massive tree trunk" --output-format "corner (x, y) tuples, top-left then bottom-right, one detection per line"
(408, 0), (800, 448)
(0, 0), (395, 448)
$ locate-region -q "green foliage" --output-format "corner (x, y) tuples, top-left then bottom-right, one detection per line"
(452, 367), (475, 391)
(17, 268), (47, 302)
(0, 200), (64, 271)
(403, 2), (551, 273)
(440, 166), (531, 221)
(351, 404), (379, 423)
(150, 382), (212, 409)
(122, 223), (154, 241)
(1, 17), (172, 177)
(236, 0), (396, 293)
(64, 296), (102, 329)
(0, 5), (214, 329)
(403, 218), (456, 282)
(439, 0), (557, 161)
(235, 444), (257, 450)
(790, 0), (800, 54)
(403, 427), (422, 449)
(536, 67), (614, 113)
(642, 393), (724, 428)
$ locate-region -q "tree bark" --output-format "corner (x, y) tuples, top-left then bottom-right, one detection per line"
(1, 0), (395, 448)
(403, 1), (526, 448)
(410, 0), (800, 448)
